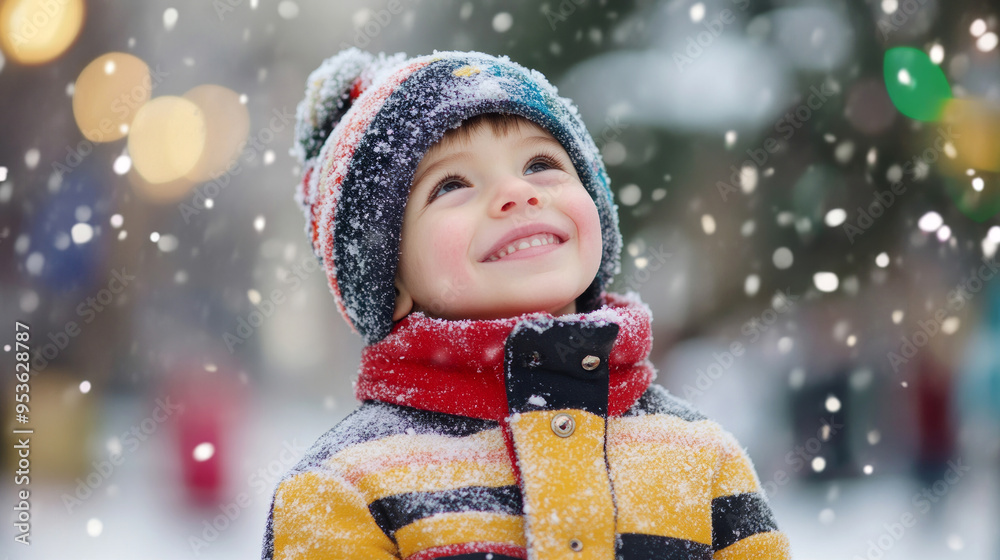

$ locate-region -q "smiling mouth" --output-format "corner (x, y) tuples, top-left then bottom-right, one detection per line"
(483, 233), (564, 262)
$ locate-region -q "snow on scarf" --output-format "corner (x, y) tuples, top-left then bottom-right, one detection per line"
(355, 291), (655, 483)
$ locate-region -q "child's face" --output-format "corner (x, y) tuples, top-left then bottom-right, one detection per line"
(392, 118), (603, 322)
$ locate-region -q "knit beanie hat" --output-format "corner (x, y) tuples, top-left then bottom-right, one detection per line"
(292, 48), (622, 346)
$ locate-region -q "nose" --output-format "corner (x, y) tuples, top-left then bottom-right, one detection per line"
(490, 176), (542, 217)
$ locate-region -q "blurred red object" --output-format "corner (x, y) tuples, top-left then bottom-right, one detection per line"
(162, 360), (248, 506)
(913, 354), (957, 484)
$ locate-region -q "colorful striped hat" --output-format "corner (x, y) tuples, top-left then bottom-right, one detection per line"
(292, 48), (622, 345)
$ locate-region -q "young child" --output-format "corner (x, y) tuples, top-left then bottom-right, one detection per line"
(262, 48), (791, 560)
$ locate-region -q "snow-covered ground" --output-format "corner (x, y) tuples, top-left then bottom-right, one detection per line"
(771, 468), (999, 559)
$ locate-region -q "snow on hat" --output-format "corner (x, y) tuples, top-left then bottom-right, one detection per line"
(292, 48), (622, 345)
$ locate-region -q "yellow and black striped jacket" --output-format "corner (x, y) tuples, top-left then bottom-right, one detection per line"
(262, 295), (791, 559)
(262, 387), (790, 559)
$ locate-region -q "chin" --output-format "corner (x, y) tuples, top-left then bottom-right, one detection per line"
(479, 291), (580, 319)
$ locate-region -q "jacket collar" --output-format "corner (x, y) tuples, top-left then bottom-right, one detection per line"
(356, 292), (655, 421)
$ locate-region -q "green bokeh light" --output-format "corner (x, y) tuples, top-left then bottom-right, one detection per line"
(943, 175), (1000, 223)
(883, 47), (952, 122)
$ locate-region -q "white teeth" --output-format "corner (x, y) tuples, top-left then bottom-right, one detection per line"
(486, 233), (562, 261)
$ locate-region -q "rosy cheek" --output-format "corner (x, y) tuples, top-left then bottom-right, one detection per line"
(564, 187), (603, 257)
(420, 216), (476, 284)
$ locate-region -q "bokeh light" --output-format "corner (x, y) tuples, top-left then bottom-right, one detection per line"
(72, 52), (152, 143)
(939, 97), (1000, 172)
(127, 95), (206, 185)
(883, 46), (952, 122)
(181, 84), (250, 183)
(0, 0), (85, 65)
(943, 172), (1000, 223)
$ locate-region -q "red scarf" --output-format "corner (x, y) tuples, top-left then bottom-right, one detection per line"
(356, 292), (655, 484)
(356, 291), (655, 420)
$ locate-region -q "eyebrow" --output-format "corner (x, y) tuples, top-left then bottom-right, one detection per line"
(411, 134), (566, 197)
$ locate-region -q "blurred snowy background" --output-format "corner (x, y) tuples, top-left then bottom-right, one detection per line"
(1, 0), (1000, 558)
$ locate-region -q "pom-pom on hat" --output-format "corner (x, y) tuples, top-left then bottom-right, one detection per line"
(293, 48), (622, 345)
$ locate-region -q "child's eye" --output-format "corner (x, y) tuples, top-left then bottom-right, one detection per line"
(524, 154), (562, 175)
(426, 153), (565, 204)
(428, 175), (469, 201)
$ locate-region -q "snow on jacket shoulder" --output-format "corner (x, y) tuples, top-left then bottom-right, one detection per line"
(262, 386), (790, 560)
(262, 293), (790, 559)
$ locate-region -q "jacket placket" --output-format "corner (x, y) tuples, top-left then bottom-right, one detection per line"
(503, 318), (621, 560)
